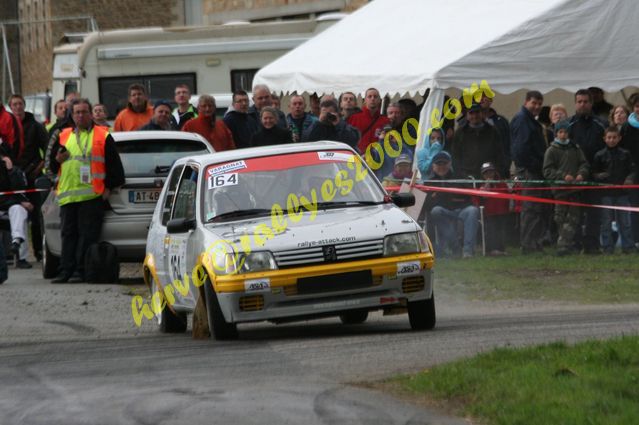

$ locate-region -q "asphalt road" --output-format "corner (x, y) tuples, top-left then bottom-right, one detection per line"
(1, 264), (638, 425)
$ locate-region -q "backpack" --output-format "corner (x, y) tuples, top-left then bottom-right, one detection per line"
(84, 241), (119, 283)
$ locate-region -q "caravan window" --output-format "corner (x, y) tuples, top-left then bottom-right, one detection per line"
(231, 69), (259, 92)
(99, 73), (196, 119)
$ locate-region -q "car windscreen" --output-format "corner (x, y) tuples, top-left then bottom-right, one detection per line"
(202, 150), (385, 222)
(116, 139), (209, 177)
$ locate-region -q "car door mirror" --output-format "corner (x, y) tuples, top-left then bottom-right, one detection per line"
(391, 192), (415, 208)
(167, 218), (196, 234)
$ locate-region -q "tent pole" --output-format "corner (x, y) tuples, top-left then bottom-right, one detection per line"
(413, 87), (445, 179)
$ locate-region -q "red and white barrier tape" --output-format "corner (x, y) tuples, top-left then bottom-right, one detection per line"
(386, 184), (639, 213)
(0, 188), (48, 196)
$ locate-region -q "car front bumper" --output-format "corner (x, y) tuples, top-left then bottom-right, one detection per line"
(211, 253), (434, 323)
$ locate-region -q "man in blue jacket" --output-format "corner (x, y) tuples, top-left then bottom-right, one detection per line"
(510, 90), (547, 254)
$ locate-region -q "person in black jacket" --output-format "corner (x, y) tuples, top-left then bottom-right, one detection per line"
(510, 91), (547, 254)
(592, 127), (636, 253)
(302, 99), (360, 149)
(0, 153), (33, 269)
(569, 89), (608, 254)
(249, 107), (293, 147)
(223, 90), (258, 149)
(425, 151), (479, 258)
(480, 94), (511, 177)
(139, 101), (177, 131)
(8, 94), (48, 262)
(452, 103), (505, 179)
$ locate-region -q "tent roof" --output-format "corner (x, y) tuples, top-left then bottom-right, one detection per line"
(254, 0), (638, 96)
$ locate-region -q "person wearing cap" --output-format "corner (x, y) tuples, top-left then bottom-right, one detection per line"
(425, 150), (479, 258)
(113, 83), (154, 132)
(416, 127), (445, 180)
(139, 101), (177, 131)
(478, 162), (510, 256)
(543, 120), (589, 256)
(451, 102), (505, 179)
(382, 154), (413, 187)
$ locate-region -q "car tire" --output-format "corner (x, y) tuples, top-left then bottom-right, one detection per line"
(203, 278), (238, 340)
(339, 309), (369, 324)
(408, 293), (436, 331)
(42, 233), (60, 279)
(151, 281), (187, 333)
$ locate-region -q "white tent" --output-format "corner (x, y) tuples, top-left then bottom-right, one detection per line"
(254, 0), (639, 150)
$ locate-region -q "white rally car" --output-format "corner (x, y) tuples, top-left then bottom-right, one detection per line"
(143, 142), (435, 339)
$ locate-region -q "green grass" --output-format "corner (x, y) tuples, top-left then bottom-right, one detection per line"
(435, 251), (639, 303)
(393, 336), (639, 425)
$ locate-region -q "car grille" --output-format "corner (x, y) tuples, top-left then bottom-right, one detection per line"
(283, 274), (382, 297)
(402, 276), (425, 293)
(273, 239), (384, 268)
(239, 295), (264, 311)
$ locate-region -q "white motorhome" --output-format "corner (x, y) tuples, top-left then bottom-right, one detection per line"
(51, 15), (344, 119)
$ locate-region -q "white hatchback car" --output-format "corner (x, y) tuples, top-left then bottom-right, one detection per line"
(143, 142), (435, 339)
(41, 130), (214, 280)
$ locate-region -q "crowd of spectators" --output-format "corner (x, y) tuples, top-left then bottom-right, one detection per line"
(417, 88), (639, 258)
(0, 82), (637, 280)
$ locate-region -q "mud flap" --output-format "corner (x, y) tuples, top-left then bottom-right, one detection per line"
(192, 290), (210, 339)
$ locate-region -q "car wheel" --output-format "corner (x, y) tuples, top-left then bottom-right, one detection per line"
(203, 278), (238, 340)
(42, 233), (59, 279)
(151, 280), (187, 333)
(339, 309), (369, 324)
(408, 293), (436, 330)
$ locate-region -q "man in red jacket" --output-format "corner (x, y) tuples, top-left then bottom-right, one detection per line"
(347, 88), (389, 153)
(182, 95), (235, 152)
(0, 101), (23, 161)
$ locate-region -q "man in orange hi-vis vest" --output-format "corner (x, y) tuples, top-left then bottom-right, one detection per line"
(48, 99), (125, 283)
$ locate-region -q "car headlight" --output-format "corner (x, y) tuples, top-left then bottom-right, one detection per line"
(418, 231), (432, 253)
(383, 232), (421, 256)
(226, 251), (278, 274)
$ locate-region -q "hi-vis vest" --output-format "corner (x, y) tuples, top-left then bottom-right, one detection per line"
(57, 126), (108, 206)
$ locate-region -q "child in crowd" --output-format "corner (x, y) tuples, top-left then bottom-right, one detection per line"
(543, 120), (589, 255)
(477, 162), (509, 255)
(592, 127), (636, 253)
(382, 154), (413, 188)
(416, 128), (445, 179)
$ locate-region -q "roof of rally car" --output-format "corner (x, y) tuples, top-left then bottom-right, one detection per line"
(173, 141), (356, 167)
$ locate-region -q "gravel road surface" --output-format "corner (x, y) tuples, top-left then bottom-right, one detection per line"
(1, 263), (637, 425)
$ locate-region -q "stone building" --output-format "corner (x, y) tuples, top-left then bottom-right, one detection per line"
(0, 0), (21, 101)
(13, 0), (366, 96)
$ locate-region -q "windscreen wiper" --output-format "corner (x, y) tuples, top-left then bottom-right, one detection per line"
(316, 201), (382, 209)
(207, 209), (272, 222)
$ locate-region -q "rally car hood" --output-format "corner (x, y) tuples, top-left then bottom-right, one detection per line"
(203, 203), (419, 251)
